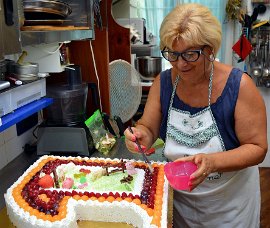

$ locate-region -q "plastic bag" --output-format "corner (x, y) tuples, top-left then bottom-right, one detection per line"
(85, 109), (116, 154)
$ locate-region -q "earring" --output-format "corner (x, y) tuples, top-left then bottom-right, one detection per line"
(208, 51), (215, 62)
(202, 47), (215, 62)
(209, 54), (215, 62)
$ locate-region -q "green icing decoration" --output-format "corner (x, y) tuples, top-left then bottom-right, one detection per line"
(80, 176), (87, 183)
(59, 166), (138, 192)
(124, 184), (132, 191)
(90, 173), (136, 191)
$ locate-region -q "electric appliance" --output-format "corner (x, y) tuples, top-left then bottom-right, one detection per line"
(18, 0), (95, 46)
(135, 56), (162, 80)
(116, 18), (146, 44)
(37, 65), (94, 156)
(131, 44), (160, 57)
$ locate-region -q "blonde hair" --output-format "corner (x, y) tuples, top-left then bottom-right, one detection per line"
(160, 3), (222, 55)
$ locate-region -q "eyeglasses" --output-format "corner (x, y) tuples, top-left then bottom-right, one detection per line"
(161, 47), (204, 62)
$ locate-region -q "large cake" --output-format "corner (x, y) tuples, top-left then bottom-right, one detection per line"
(4, 155), (169, 228)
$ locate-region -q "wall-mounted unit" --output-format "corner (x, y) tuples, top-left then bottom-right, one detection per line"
(18, 0), (95, 46)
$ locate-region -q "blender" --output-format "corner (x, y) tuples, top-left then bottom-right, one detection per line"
(37, 65), (94, 156)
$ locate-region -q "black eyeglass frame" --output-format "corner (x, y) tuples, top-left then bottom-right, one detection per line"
(161, 47), (205, 62)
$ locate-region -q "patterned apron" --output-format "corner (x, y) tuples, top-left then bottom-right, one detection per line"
(163, 66), (260, 228)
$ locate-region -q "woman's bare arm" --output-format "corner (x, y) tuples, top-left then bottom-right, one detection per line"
(177, 73), (268, 190)
(124, 75), (163, 152)
(211, 73), (268, 171)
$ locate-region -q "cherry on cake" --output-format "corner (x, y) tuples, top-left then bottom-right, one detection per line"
(5, 155), (169, 228)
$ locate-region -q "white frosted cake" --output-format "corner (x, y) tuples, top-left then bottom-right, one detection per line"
(5, 155), (169, 228)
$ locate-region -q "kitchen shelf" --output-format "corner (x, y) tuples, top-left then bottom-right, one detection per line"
(0, 97), (53, 133)
(20, 29), (94, 46)
(21, 26), (90, 31)
(251, 0), (270, 3)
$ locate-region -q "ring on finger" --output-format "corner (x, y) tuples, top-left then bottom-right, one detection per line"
(203, 172), (207, 176)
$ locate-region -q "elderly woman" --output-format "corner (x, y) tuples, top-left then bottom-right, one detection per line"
(124, 3), (267, 228)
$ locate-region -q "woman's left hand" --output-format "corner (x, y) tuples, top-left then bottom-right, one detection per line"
(175, 153), (216, 191)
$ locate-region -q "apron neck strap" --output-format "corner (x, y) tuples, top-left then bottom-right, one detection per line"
(207, 63), (214, 107)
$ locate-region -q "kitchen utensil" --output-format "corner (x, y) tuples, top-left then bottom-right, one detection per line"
(251, 6), (259, 22)
(252, 20), (268, 29)
(164, 161), (197, 190)
(17, 51), (28, 65)
(0, 81), (10, 90)
(128, 126), (153, 173)
(265, 80), (270, 88)
(46, 66), (88, 126)
(12, 74), (38, 81)
(262, 42), (269, 77)
(12, 62), (39, 76)
(23, 0), (72, 20)
(5, 76), (22, 85)
(257, 4), (267, 14)
(252, 67), (262, 77)
(135, 56), (162, 80)
(109, 59), (142, 123)
(262, 68), (269, 77)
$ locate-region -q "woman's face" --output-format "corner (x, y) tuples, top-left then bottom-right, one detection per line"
(169, 39), (210, 80)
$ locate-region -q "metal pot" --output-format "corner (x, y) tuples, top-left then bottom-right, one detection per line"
(8, 61), (39, 80)
(23, 0), (72, 20)
(135, 56), (162, 80)
(12, 62), (39, 75)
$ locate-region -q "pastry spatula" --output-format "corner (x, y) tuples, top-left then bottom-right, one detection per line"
(128, 126), (153, 173)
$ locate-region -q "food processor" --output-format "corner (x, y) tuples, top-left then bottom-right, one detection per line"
(37, 65), (94, 156)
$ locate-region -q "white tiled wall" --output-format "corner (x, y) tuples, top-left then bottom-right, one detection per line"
(0, 111), (43, 170)
(0, 125), (36, 170)
(0, 131), (8, 170)
(0, 131), (4, 146)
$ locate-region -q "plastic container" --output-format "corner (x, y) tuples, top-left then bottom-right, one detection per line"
(164, 161), (197, 190)
(46, 83), (88, 125)
(45, 65), (88, 126)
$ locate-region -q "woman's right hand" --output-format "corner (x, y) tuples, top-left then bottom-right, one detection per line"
(124, 126), (151, 154)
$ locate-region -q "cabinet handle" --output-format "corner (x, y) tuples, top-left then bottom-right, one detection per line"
(3, 0), (14, 26)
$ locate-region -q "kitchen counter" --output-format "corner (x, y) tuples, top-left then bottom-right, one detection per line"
(91, 137), (167, 162)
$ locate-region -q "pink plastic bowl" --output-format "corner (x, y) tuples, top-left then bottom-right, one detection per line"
(164, 161), (197, 190)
